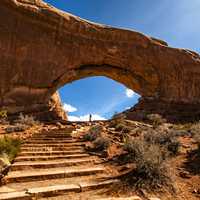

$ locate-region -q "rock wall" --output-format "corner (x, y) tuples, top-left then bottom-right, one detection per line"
(124, 97), (200, 122)
(0, 0), (200, 121)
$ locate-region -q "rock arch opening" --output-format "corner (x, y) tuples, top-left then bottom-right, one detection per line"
(58, 76), (140, 122)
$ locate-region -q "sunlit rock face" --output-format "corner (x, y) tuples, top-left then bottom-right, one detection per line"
(0, 0), (200, 121)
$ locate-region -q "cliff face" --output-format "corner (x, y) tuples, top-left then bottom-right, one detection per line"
(0, 0), (200, 120)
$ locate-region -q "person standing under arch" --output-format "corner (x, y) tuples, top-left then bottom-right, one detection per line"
(89, 114), (92, 122)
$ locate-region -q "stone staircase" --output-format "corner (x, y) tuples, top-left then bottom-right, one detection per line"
(0, 127), (144, 200)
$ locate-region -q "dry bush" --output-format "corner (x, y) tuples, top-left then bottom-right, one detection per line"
(190, 122), (200, 134)
(194, 132), (200, 154)
(92, 137), (110, 151)
(189, 122), (200, 154)
(5, 124), (28, 133)
(17, 113), (39, 126)
(5, 114), (40, 133)
(110, 113), (126, 127)
(134, 143), (173, 190)
(170, 129), (190, 137)
(123, 138), (173, 190)
(144, 130), (180, 156)
(0, 118), (9, 125)
(82, 125), (103, 141)
(147, 114), (166, 127)
(124, 139), (145, 161)
(110, 113), (131, 137)
(115, 123), (131, 133)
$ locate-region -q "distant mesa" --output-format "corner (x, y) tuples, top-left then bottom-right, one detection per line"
(0, 0), (200, 121)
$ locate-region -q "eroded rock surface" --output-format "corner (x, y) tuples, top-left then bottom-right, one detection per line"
(0, 0), (200, 120)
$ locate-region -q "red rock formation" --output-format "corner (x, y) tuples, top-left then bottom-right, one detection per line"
(0, 0), (200, 121)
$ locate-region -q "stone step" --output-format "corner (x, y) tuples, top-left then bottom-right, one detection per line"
(4, 174), (107, 191)
(25, 139), (78, 144)
(14, 154), (90, 162)
(0, 191), (30, 200)
(35, 133), (72, 135)
(11, 158), (97, 171)
(32, 134), (73, 138)
(28, 137), (73, 140)
(4, 167), (105, 183)
(18, 150), (85, 156)
(21, 142), (85, 148)
(97, 197), (142, 200)
(20, 146), (83, 152)
(35, 131), (72, 135)
(0, 179), (119, 200)
(27, 184), (80, 198)
(28, 138), (73, 142)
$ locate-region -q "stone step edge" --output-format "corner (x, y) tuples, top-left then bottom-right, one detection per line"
(14, 154), (90, 162)
(19, 150), (84, 153)
(18, 150), (84, 155)
(30, 136), (73, 138)
(97, 197), (142, 200)
(0, 179), (119, 200)
(25, 141), (79, 144)
(25, 139), (74, 142)
(10, 158), (97, 170)
(20, 147), (83, 151)
(4, 167), (105, 183)
(21, 143), (85, 147)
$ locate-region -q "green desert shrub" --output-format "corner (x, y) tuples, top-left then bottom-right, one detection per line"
(123, 138), (173, 190)
(83, 125), (103, 141)
(0, 137), (21, 161)
(0, 153), (10, 166)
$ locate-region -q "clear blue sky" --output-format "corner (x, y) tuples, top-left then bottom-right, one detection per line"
(44, 0), (200, 121)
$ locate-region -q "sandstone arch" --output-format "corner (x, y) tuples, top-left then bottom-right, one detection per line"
(0, 0), (200, 121)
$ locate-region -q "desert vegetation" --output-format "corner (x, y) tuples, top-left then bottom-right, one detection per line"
(196, 135), (200, 155)
(0, 137), (21, 161)
(83, 125), (110, 152)
(123, 138), (173, 190)
(110, 113), (127, 130)
(109, 113), (131, 140)
(143, 130), (180, 156)
(190, 122), (200, 155)
(146, 113), (166, 128)
(106, 115), (199, 197)
(104, 113), (186, 192)
(0, 137), (22, 177)
(82, 124), (103, 141)
(5, 113), (40, 134)
(92, 137), (110, 151)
